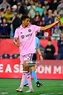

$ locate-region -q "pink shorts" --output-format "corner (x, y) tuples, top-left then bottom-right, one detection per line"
(20, 54), (33, 64)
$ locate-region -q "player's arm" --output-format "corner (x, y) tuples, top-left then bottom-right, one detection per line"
(37, 48), (43, 60)
(40, 20), (59, 31)
(14, 37), (20, 47)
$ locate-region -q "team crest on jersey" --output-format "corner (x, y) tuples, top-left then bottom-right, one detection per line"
(28, 29), (31, 32)
(21, 35), (24, 39)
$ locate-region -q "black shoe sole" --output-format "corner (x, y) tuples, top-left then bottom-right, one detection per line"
(36, 83), (43, 87)
(16, 90), (23, 92)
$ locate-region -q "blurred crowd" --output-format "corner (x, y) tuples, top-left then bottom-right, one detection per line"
(0, 0), (63, 39)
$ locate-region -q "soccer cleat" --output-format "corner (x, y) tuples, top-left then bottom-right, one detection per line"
(24, 84), (29, 87)
(16, 87), (23, 92)
(26, 89), (34, 93)
(36, 81), (43, 87)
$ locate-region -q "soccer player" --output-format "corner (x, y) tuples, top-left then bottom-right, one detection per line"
(14, 15), (59, 92)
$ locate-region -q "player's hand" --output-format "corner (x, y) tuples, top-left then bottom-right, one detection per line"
(55, 17), (60, 24)
(14, 41), (20, 47)
(55, 20), (60, 24)
(15, 42), (20, 47)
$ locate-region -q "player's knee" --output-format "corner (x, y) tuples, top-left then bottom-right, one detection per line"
(23, 61), (29, 67)
(23, 61), (29, 71)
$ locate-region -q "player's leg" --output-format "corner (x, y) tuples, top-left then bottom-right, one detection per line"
(30, 66), (43, 87)
(24, 65), (43, 87)
(16, 55), (27, 92)
(16, 61), (33, 92)
(24, 66), (36, 87)
(31, 53), (43, 87)
(24, 53), (37, 86)
(30, 66), (38, 82)
(16, 54), (34, 92)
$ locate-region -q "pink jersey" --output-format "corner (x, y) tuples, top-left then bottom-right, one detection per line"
(14, 24), (41, 55)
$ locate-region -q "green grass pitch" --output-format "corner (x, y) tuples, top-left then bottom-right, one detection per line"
(0, 79), (63, 95)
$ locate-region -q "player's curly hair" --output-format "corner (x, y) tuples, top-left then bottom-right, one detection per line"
(21, 15), (30, 21)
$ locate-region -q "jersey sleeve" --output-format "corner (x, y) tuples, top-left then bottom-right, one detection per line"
(33, 25), (41, 33)
(14, 28), (19, 38)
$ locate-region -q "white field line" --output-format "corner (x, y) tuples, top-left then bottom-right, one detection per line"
(40, 92), (63, 95)
(0, 92), (8, 95)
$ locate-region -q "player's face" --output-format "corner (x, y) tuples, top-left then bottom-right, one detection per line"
(24, 18), (30, 27)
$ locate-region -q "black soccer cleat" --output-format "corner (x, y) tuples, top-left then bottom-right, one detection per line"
(24, 84), (29, 87)
(36, 81), (43, 87)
